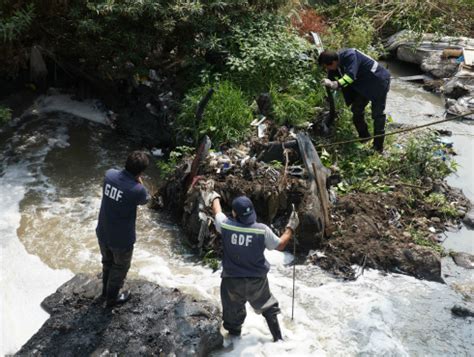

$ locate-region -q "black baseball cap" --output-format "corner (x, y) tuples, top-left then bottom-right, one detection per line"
(232, 196), (257, 225)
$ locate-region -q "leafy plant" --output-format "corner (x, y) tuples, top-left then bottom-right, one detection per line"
(0, 106), (12, 126)
(177, 81), (253, 146)
(0, 3), (35, 43)
(203, 249), (220, 271)
(325, 112), (456, 194)
(270, 85), (326, 126)
(409, 227), (445, 255)
(157, 145), (194, 179)
(269, 160), (284, 170)
(321, 15), (383, 58)
(425, 193), (458, 218)
(225, 15), (315, 94)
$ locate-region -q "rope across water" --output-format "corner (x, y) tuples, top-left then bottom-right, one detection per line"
(315, 112), (474, 149)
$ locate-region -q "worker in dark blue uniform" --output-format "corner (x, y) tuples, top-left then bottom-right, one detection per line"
(319, 49), (391, 152)
(202, 185), (299, 342)
(96, 151), (149, 307)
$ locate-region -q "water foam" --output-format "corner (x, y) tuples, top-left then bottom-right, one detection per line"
(0, 122), (75, 355)
(0, 166), (73, 355)
(25, 94), (110, 126)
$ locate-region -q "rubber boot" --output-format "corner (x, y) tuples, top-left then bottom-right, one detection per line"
(264, 314), (283, 342)
(106, 289), (131, 308)
(373, 134), (385, 153)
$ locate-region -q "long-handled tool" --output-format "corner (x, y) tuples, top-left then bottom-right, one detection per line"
(291, 204), (296, 321)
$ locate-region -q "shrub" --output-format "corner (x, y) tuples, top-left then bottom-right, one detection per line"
(1, 1), (293, 79)
(324, 111), (456, 194)
(399, 133), (454, 181)
(322, 16), (382, 58)
(177, 81), (253, 146)
(315, 0), (473, 38)
(225, 15), (315, 94)
(0, 3), (35, 43)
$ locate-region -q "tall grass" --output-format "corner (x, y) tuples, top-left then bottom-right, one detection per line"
(177, 81), (253, 146)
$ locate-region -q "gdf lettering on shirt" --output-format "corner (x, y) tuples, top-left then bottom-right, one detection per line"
(231, 233), (253, 246)
(104, 183), (123, 202)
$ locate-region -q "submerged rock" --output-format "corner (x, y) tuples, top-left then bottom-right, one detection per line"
(463, 208), (474, 228)
(450, 252), (474, 269)
(451, 304), (474, 318)
(16, 274), (223, 356)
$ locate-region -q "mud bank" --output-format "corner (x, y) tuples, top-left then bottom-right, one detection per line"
(314, 186), (469, 282)
(16, 274), (223, 356)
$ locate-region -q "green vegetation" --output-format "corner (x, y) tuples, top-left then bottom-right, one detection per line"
(0, 106), (12, 126)
(321, 15), (382, 58)
(177, 81), (253, 146)
(0, 3), (34, 43)
(225, 15), (315, 94)
(325, 132), (456, 194)
(409, 228), (445, 255)
(270, 86), (326, 127)
(156, 146), (193, 179)
(425, 193), (459, 219)
(0, 0), (291, 79)
(202, 250), (220, 271)
(316, 0), (473, 38)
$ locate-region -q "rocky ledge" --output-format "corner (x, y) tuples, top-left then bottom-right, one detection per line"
(16, 274), (223, 356)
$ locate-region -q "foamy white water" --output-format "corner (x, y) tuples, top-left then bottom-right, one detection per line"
(25, 94), (110, 126)
(0, 148), (73, 355)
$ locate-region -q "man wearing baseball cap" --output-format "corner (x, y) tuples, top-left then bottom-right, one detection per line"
(202, 185), (299, 342)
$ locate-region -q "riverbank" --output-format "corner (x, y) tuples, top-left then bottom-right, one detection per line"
(2, 1), (474, 355)
(1, 81), (472, 357)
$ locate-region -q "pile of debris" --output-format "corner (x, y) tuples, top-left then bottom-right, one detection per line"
(155, 104), (470, 282)
(157, 131), (333, 256)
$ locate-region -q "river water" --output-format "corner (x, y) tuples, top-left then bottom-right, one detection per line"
(0, 69), (473, 355)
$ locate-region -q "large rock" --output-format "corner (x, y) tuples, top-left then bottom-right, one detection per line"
(450, 252), (474, 269)
(393, 246), (443, 283)
(385, 30), (474, 68)
(420, 52), (459, 79)
(16, 274), (223, 356)
(463, 208), (474, 228)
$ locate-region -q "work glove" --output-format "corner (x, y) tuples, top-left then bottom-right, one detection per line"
(286, 210), (300, 232)
(321, 78), (339, 90)
(200, 179), (221, 207)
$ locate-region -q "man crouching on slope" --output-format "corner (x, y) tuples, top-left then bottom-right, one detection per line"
(202, 183), (299, 342)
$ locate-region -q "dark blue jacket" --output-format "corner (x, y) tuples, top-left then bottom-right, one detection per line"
(220, 218), (270, 278)
(329, 48), (390, 104)
(96, 169), (148, 250)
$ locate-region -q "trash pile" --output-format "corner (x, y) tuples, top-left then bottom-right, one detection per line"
(157, 131), (332, 257)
